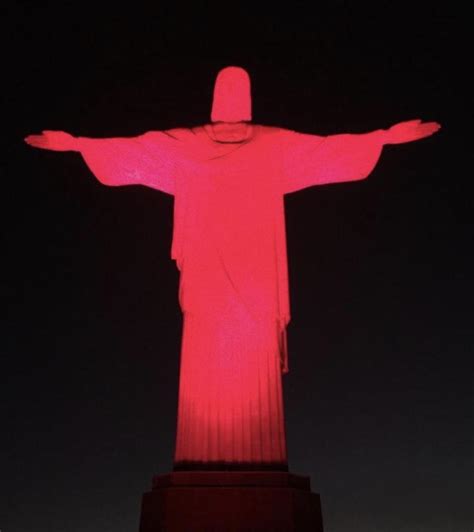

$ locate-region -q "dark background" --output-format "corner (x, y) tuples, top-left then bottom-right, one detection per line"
(2, 3), (471, 532)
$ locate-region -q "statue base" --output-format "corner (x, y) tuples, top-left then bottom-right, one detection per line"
(138, 471), (323, 531)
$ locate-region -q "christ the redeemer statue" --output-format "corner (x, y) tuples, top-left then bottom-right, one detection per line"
(25, 66), (440, 471)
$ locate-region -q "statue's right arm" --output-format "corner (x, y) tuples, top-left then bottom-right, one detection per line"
(25, 130), (181, 195)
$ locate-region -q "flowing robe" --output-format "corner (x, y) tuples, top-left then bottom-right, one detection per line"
(78, 124), (384, 468)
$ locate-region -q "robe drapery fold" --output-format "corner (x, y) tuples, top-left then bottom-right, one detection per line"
(78, 124), (385, 466)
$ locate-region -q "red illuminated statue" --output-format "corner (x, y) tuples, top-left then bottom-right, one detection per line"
(25, 66), (440, 471)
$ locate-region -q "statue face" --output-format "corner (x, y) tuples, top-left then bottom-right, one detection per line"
(211, 66), (252, 123)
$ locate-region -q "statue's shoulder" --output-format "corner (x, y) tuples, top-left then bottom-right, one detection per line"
(255, 125), (294, 139)
(142, 127), (200, 143)
(249, 126), (303, 151)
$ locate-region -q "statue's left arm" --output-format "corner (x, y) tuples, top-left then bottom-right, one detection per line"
(280, 119), (441, 194)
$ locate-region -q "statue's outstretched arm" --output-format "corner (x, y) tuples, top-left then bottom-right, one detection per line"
(280, 119), (441, 194)
(24, 129), (194, 196)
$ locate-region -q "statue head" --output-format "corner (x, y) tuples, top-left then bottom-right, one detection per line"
(211, 66), (252, 123)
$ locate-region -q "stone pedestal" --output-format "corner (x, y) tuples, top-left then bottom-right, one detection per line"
(139, 471), (323, 531)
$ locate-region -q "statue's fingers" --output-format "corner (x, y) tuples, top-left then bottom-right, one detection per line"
(420, 121), (440, 131)
(417, 124), (440, 138)
(426, 122), (441, 132)
(25, 135), (47, 147)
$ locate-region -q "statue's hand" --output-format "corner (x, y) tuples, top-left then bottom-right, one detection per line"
(24, 130), (77, 151)
(386, 119), (441, 145)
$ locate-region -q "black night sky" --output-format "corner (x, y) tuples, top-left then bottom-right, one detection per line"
(2, 4), (471, 532)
